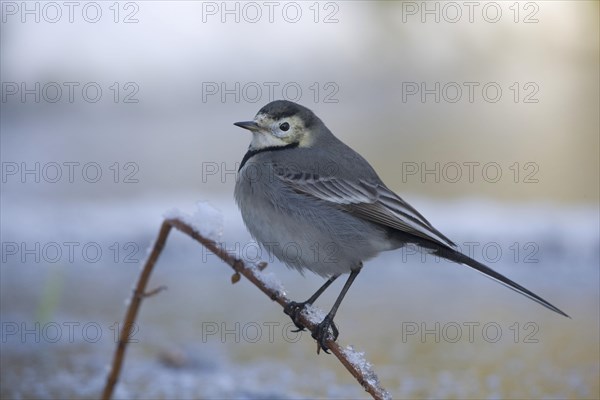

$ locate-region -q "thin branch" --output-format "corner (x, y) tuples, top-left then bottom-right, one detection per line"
(102, 218), (391, 400)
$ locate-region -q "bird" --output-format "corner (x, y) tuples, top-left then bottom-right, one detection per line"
(233, 100), (569, 353)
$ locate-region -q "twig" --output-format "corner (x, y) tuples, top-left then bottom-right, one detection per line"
(102, 218), (391, 400)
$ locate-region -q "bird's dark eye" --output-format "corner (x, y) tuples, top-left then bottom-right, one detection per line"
(279, 122), (290, 131)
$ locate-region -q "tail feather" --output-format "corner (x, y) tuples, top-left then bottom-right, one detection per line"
(437, 248), (570, 318)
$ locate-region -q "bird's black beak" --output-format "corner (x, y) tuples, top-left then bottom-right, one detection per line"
(234, 121), (260, 132)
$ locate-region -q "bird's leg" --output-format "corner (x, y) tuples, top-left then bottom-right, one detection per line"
(312, 266), (362, 354)
(284, 274), (339, 332)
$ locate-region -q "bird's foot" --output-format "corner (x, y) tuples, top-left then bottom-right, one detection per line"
(283, 301), (308, 332)
(312, 315), (338, 354)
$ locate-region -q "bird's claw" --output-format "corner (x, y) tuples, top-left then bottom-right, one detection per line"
(284, 302), (339, 353)
(283, 301), (307, 332)
(312, 315), (338, 354)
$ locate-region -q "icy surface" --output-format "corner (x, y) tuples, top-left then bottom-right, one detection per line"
(163, 201), (224, 241)
(247, 262), (287, 296)
(343, 345), (391, 400)
(303, 304), (328, 325)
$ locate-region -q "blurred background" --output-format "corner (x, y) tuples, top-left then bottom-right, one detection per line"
(1, 1), (598, 398)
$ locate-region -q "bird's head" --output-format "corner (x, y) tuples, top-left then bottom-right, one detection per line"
(234, 100), (323, 151)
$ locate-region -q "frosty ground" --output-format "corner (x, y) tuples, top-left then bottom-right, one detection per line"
(1, 195), (598, 399)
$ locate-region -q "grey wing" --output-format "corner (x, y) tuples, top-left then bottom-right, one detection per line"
(276, 169), (457, 249)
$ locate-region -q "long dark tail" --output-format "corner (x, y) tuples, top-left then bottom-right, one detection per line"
(435, 247), (570, 318)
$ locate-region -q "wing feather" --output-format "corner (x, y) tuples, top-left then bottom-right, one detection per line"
(276, 169), (456, 248)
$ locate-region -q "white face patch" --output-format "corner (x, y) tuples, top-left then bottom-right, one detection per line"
(249, 130), (287, 150)
(248, 114), (307, 150)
